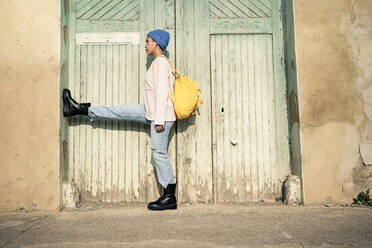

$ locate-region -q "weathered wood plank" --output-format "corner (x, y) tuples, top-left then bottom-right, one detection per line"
(222, 34), (231, 202)
(259, 34), (271, 201)
(78, 0), (112, 20)
(266, 34), (277, 199)
(76, 0), (102, 19)
(176, 0), (197, 203)
(212, 34), (224, 202)
(210, 18), (272, 34)
(132, 44), (140, 202)
(118, 44), (126, 202)
(235, 35), (245, 202)
(78, 44), (88, 201)
(101, 0), (132, 20)
(85, 44), (94, 202)
(111, 44), (120, 203)
(98, 44), (107, 201)
(89, 0), (123, 20)
(241, 34), (252, 202)
(105, 44), (113, 202)
(247, 35), (258, 201)
(110, 0), (138, 20)
(124, 45), (133, 202)
(91, 44), (100, 201)
(76, 20), (139, 33)
(68, 0), (78, 189)
(73, 42), (81, 191)
(210, 34), (217, 203)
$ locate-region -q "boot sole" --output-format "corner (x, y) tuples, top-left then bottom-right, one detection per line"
(62, 91), (70, 117)
(148, 202), (177, 211)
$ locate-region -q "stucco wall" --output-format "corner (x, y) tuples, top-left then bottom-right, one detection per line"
(0, 0), (371, 210)
(0, 1), (61, 210)
(294, 0), (372, 204)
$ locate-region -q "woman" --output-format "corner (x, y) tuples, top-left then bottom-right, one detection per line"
(62, 29), (177, 211)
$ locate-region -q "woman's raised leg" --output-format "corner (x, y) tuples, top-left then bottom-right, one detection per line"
(87, 104), (151, 125)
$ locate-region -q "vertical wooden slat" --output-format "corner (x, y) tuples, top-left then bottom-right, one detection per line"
(78, 44), (88, 200)
(222, 34), (230, 202)
(194, 0), (213, 203)
(124, 45), (133, 202)
(111, 44), (120, 203)
(132, 44), (140, 202)
(236, 35), (244, 202)
(176, 0), (196, 203)
(105, 44), (113, 202)
(68, 0), (77, 187)
(247, 35), (258, 201)
(260, 34), (271, 201)
(229, 34), (237, 201)
(241, 34), (252, 201)
(267, 34), (277, 197)
(124, 45), (132, 202)
(214, 34), (224, 202)
(210, 34), (217, 203)
(254, 34), (264, 201)
(85, 44), (93, 202)
(74, 43), (81, 189)
(118, 44), (126, 202)
(98, 44), (106, 201)
(91, 44), (100, 201)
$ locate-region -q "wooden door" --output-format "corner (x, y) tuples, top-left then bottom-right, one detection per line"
(176, 0), (290, 203)
(66, 0), (176, 203)
(66, 0), (290, 204)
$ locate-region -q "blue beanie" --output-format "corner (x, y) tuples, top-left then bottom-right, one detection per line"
(147, 29), (170, 50)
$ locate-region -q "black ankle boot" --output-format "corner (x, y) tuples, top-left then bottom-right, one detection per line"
(62, 88), (91, 117)
(148, 182), (177, 211)
(64, 88), (91, 108)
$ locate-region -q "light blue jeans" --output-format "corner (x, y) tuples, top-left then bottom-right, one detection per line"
(87, 104), (175, 189)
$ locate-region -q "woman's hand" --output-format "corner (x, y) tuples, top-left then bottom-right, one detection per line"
(155, 124), (164, 132)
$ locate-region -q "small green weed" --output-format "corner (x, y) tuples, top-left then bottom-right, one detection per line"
(353, 187), (370, 205)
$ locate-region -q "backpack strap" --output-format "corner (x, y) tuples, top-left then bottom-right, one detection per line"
(152, 55), (176, 100)
(152, 55), (180, 78)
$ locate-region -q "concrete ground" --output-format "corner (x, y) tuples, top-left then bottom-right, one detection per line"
(0, 202), (371, 248)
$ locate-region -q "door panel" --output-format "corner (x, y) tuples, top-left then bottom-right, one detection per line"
(209, 0), (290, 202)
(211, 34), (281, 202)
(175, 0), (290, 203)
(67, 0), (176, 203)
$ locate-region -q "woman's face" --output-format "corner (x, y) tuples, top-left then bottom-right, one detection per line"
(145, 36), (158, 55)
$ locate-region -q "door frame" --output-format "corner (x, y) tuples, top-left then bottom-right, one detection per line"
(59, 0), (303, 207)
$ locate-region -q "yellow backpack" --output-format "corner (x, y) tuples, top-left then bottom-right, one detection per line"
(152, 55), (203, 120)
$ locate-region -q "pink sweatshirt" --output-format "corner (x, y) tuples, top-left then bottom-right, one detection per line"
(143, 56), (176, 125)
